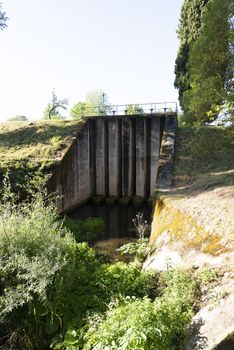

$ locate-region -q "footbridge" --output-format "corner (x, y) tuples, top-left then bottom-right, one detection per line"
(49, 102), (178, 213)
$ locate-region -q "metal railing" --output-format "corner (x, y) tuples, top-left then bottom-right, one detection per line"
(0, 102), (178, 123)
(80, 101), (178, 117)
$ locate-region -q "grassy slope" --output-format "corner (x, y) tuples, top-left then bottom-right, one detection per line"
(171, 125), (234, 240)
(0, 119), (84, 188)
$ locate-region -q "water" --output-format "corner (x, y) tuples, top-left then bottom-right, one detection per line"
(69, 201), (153, 240)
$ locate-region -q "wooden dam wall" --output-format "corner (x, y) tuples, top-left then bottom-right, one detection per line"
(49, 114), (176, 213)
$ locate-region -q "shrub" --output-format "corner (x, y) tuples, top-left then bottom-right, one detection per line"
(0, 190), (75, 349)
(81, 269), (198, 350)
(118, 213), (154, 262)
(118, 238), (155, 262)
(64, 217), (106, 243)
(82, 217), (106, 242)
(53, 261), (158, 350)
(63, 217), (83, 242)
(97, 261), (157, 300)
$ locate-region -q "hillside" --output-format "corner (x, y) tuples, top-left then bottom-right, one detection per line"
(146, 125), (234, 349)
(153, 125), (234, 246)
(0, 120), (84, 188)
(172, 125), (234, 241)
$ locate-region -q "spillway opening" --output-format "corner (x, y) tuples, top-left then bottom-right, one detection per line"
(68, 200), (153, 241)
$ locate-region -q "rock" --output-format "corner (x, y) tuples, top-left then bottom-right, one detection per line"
(143, 246), (183, 270)
(143, 245), (233, 272)
(185, 294), (234, 350)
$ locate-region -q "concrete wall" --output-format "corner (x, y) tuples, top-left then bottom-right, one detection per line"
(49, 114), (176, 213)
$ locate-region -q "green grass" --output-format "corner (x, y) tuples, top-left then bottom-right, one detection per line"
(154, 125), (234, 245)
(0, 119), (84, 189)
(172, 125), (234, 196)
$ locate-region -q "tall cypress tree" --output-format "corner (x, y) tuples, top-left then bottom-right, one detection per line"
(182, 0), (231, 124)
(174, 0), (210, 112)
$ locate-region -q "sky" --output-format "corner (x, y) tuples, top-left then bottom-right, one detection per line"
(0, 0), (184, 120)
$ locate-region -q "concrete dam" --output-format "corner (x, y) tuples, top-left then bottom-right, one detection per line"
(49, 105), (177, 213)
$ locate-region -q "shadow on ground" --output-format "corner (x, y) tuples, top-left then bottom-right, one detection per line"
(170, 126), (234, 197)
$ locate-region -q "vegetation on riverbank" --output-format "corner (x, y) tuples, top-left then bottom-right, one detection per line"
(0, 186), (204, 350)
(0, 120), (83, 191)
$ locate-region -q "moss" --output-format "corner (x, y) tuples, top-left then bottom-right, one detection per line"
(64, 216), (106, 243)
(105, 196), (118, 206)
(132, 196), (145, 207)
(92, 195), (105, 205)
(119, 196), (132, 207)
(150, 197), (229, 256)
(0, 120), (84, 191)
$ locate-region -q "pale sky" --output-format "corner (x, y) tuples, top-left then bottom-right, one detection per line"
(0, 0), (184, 120)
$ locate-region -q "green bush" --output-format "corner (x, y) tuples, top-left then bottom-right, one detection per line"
(118, 238), (155, 262)
(63, 217), (106, 243)
(53, 261), (158, 350)
(80, 269), (198, 350)
(0, 183), (201, 350)
(97, 261), (157, 300)
(63, 217), (83, 242)
(0, 191), (76, 349)
(82, 217), (106, 242)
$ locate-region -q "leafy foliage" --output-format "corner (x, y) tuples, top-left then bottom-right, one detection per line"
(175, 0), (210, 110)
(53, 260), (157, 350)
(70, 90), (111, 118)
(0, 189), (75, 349)
(79, 269), (198, 350)
(183, 0), (230, 124)
(125, 104), (143, 115)
(44, 90), (68, 120)
(70, 101), (97, 119)
(118, 212), (154, 262)
(118, 238), (155, 262)
(97, 261), (157, 300)
(7, 115), (28, 121)
(175, 0), (233, 124)
(64, 217), (106, 243)
(0, 184), (202, 350)
(0, 184), (159, 349)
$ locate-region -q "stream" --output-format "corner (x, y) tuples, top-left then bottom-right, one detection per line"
(68, 201), (153, 260)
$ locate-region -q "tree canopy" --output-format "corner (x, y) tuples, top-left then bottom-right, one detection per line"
(174, 0), (210, 108)
(70, 89), (111, 119)
(43, 90), (68, 120)
(125, 104), (143, 115)
(8, 115), (28, 122)
(175, 0), (233, 124)
(0, 2), (8, 30)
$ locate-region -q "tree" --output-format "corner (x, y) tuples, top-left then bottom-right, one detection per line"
(43, 90), (68, 120)
(182, 0), (231, 124)
(0, 2), (8, 30)
(8, 115), (28, 121)
(70, 89), (111, 119)
(85, 89), (111, 115)
(224, 1), (234, 123)
(70, 101), (97, 119)
(174, 0), (211, 113)
(125, 104), (143, 115)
